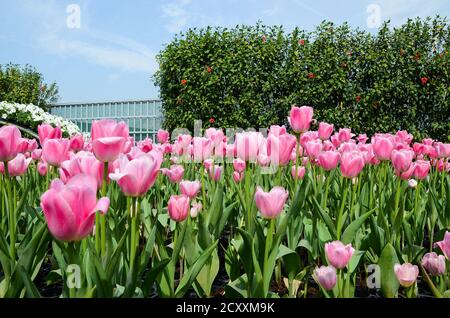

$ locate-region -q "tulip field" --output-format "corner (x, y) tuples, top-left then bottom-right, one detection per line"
(0, 105), (449, 298)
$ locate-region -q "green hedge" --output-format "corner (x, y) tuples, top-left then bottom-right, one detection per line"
(154, 17), (450, 141)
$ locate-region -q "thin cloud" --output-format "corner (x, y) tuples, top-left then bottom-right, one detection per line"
(376, 0), (448, 25)
(162, 0), (192, 33)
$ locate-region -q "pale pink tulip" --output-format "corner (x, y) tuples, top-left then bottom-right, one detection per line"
(180, 180), (201, 199)
(435, 142), (450, 158)
(268, 125), (287, 137)
(391, 149), (414, 172)
(38, 161), (48, 176)
(254, 186), (288, 219)
(337, 128), (352, 143)
(40, 174), (109, 241)
(190, 202), (202, 218)
(288, 105), (313, 133)
(373, 136), (394, 160)
(193, 137), (213, 162)
(235, 132), (264, 162)
(291, 166), (306, 180)
(314, 266), (337, 291)
(413, 160), (430, 180)
(394, 263), (419, 288)
(233, 158), (246, 173)
(325, 241), (354, 269)
(233, 171), (243, 183)
(267, 134), (297, 166)
(59, 152), (104, 188)
(168, 195), (190, 222)
(161, 164), (184, 183)
(91, 119), (129, 162)
(304, 140), (322, 159)
(422, 252), (446, 276)
(208, 165), (222, 181)
(31, 149), (42, 161)
(435, 231), (450, 260)
(7, 153), (32, 176)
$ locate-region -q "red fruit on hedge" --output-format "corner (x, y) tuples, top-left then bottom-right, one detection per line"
(356, 95), (361, 102)
(209, 117), (215, 124)
(181, 79), (187, 85)
(206, 66), (212, 73)
(307, 73), (316, 79)
(420, 77), (428, 86)
(262, 35), (267, 43)
(299, 39), (305, 45)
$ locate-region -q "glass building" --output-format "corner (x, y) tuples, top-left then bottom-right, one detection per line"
(50, 99), (163, 141)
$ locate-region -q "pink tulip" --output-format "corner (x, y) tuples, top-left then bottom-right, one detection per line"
(268, 125), (287, 137)
(38, 124), (62, 146)
(267, 134), (297, 166)
(109, 153), (162, 197)
(291, 166), (306, 180)
(26, 139), (38, 152)
(322, 140), (335, 151)
(233, 171), (243, 183)
(288, 105), (313, 133)
(40, 174), (109, 241)
(413, 160), (430, 180)
(422, 252), (446, 276)
(318, 122), (334, 140)
(205, 128), (225, 146)
(38, 161), (48, 176)
(407, 179), (418, 188)
(137, 138), (153, 153)
(325, 241), (354, 269)
(157, 129), (170, 144)
(69, 134), (85, 152)
(190, 202), (202, 218)
(59, 152), (104, 188)
(435, 231), (450, 260)
(330, 134), (341, 148)
(193, 137), (213, 162)
(394, 263), (419, 288)
(226, 144), (235, 158)
(398, 163), (415, 180)
(395, 130), (413, 145)
(391, 149), (414, 172)
(235, 132), (264, 162)
(340, 151), (365, 178)
(180, 180), (201, 199)
(0, 125), (21, 162)
(357, 134), (368, 144)
(7, 153), (32, 176)
(435, 142), (450, 158)
(318, 151), (340, 171)
(423, 138), (434, 146)
(313, 266), (337, 291)
(233, 158), (246, 173)
(337, 128), (352, 143)
(168, 194), (190, 222)
(31, 149), (42, 161)
(161, 165), (184, 183)
(208, 165), (222, 181)
(42, 138), (70, 167)
(91, 119), (129, 162)
(373, 136), (394, 160)
(254, 186), (288, 219)
(304, 140), (322, 160)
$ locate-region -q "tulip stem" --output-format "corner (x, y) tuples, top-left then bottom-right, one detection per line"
(336, 178), (349, 240)
(419, 263), (442, 298)
(130, 197), (139, 271)
(4, 163), (15, 260)
(100, 162), (108, 258)
(263, 219), (275, 297)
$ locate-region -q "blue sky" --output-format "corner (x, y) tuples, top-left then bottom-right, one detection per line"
(0, 0), (449, 103)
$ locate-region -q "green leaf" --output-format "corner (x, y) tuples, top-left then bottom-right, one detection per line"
(342, 207), (376, 245)
(379, 243), (400, 298)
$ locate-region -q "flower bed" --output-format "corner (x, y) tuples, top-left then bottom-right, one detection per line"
(0, 106), (449, 298)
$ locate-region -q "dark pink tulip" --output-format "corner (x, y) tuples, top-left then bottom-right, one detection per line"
(233, 158), (246, 173)
(373, 136), (394, 160)
(394, 263), (419, 288)
(42, 138), (70, 167)
(268, 125), (287, 137)
(69, 134), (85, 152)
(288, 105), (313, 133)
(59, 152), (104, 188)
(395, 130), (413, 145)
(435, 231), (450, 260)
(17, 138), (29, 153)
(337, 128), (352, 143)
(318, 151), (340, 171)
(422, 252), (446, 276)
(325, 241), (354, 269)
(340, 151), (365, 178)
(423, 138), (434, 146)
(338, 142), (357, 153)
(291, 165), (306, 180)
(254, 186), (288, 219)
(413, 160), (430, 180)
(27, 139), (38, 152)
(161, 164), (184, 183)
(31, 149), (42, 161)
(157, 129), (170, 144)
(38, 161), (48, 176)
(38, 124), (62, 146)
(267, 134), (297, 166)
(391, 149), (414, 172)
(137, 138), (153, 153)
(0, 125), (21, 162)
(318, 122), (334, 140)
(180, 180), (201, 199)
(304, 140), (322, 159)
(8, 153), (32, 177)
(330, 134), (341, 148)
(168, 194), (190, 222)
(314, 266), (337, 291)
(232, 171), (243, 183)
(40, 174), (109, 242)
(322, 140), (335, 151)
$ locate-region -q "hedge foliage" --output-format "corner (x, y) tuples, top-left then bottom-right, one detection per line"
(154, 17), (450, 141)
